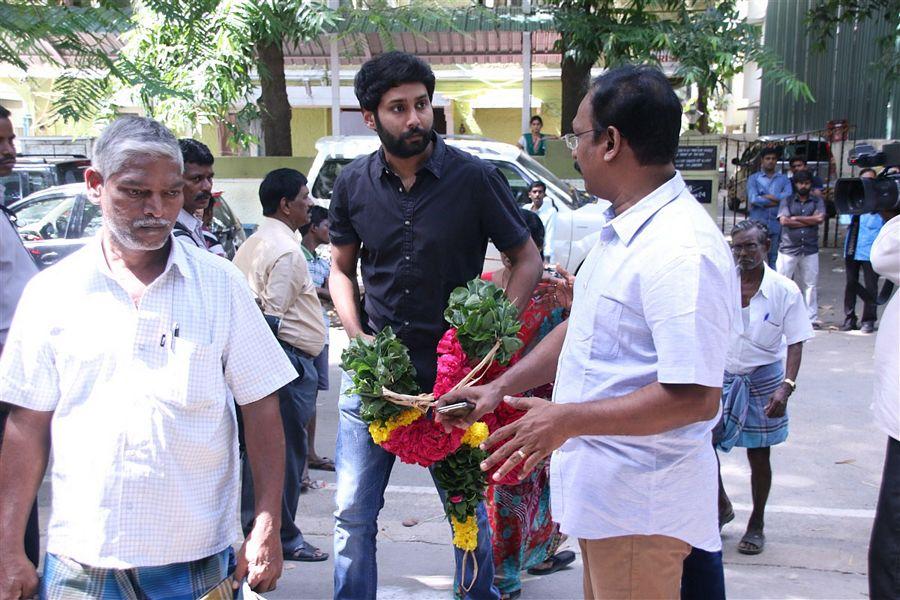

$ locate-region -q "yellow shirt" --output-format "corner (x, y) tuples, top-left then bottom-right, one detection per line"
(233, 217), (326, 356)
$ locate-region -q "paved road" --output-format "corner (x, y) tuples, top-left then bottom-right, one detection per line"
(32, 243), (887, 598)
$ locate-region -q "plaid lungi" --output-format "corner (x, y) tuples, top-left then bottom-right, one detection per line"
(41, 547), (233, 600)
(716, 361), (788, 451)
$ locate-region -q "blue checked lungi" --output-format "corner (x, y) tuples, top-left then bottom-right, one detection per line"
(716, 361), (788, 452)
(41, 547), (234, 600)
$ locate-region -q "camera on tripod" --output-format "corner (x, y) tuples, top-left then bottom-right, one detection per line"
(834, 142), (900, 215)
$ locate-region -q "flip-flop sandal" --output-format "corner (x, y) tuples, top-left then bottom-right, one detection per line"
(737, 531), (765, 555)
(309, 457), (336, 472)
(526, 549), (576, 576)
(719, 508), (735, 531)
(283, 541), (329, 562)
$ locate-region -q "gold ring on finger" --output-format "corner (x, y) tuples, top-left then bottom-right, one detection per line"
(515, 449), (527, 460)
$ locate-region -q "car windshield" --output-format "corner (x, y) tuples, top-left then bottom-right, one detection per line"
(516, 152), (591, 207)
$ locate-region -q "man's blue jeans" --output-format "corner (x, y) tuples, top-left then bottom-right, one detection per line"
(333, 371), (499, 599)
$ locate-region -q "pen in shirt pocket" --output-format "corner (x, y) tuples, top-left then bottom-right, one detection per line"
(764, 312), (770, 322)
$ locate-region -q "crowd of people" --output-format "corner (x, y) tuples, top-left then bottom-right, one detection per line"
(0, 50), (897, 600)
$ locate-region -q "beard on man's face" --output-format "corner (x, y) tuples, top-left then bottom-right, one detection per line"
(374, 113), (432, 159)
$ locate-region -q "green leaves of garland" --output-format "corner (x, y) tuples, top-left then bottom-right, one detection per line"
(433, 445), (489, 521)
(339, 327), (420, 424)
(444, 279), (522, 365)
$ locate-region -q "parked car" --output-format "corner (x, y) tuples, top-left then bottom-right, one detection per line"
(8, 183), (246, 269)
(0, 155), (91, 207)
(306, 135), (607, 273)
(726, 136), (836, 212)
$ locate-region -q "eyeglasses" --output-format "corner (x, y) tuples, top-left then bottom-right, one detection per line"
(561, 129), (599, 151)
(731, 242), (760, 254)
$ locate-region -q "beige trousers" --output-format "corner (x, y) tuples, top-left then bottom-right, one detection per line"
(579, 535), (691, 600)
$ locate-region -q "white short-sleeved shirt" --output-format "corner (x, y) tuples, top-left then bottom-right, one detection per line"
(550, 172), (740, 552)
(0, 208), (38, 345)
(0, 235), (297, 568)
(870, 215), (900, 441)
(725, 264), (814, 375)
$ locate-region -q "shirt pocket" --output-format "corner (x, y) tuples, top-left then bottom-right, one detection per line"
(159, 339), (222, 409)
(573, 294), (623, 360)
(751, 320), (783, 351)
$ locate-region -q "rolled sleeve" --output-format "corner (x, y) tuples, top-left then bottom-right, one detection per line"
(643, 254), (733, 387)
(222, 273), (297, 405)
(783, 284), (814, 345)
(0, 279), (60, 411)
(328, 175), (361, 247)
(481, 166), (530, 252)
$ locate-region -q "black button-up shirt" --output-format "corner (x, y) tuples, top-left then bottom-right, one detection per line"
(777, 193), (826, 256)
(329, 134), (530, 391)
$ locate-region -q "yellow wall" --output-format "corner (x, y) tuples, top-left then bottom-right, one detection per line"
(473, 108), (522, 145)
(291, 108), (331, 157)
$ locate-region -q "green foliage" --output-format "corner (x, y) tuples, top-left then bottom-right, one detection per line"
(433, 445), (489, 521)
(444, 279), (522, 365)
(551, 0), (661, 68)
(657, 1), (813, 103)
(340, 327), (420, 424)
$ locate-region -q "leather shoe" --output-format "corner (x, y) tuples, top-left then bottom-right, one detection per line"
(840, 317), (858, 331)
(860, 321), (875, 334)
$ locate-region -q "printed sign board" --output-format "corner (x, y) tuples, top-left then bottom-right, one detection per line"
(685, 179), (713, 204)
(675, 146), (718, 171)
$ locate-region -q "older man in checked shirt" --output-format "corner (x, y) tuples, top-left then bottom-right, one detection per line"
(0, 116), (296, 600)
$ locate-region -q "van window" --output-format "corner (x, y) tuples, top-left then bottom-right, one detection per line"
(312, 159), (353, 200)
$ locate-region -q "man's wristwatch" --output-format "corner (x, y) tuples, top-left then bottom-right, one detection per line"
(783, 378), (797, 392)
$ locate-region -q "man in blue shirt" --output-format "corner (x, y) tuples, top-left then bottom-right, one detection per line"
(748, 147), (792, 266)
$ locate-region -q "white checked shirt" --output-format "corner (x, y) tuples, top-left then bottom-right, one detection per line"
(0, 235), (297, 568)
(725, 264), (814, 375)
(550, 172), (740, 552)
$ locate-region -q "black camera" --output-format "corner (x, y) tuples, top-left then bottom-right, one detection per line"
(834, 142), (900, 215)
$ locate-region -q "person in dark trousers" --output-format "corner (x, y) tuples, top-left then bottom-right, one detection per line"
(841, 168), (884, 333)
(233, 169), (329, 563)
(867, 212), (899, 598)
(328, 51), (543, 600)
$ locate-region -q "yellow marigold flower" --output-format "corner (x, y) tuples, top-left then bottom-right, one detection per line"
(451, 515), (479, 551)
(461, 421), (489, 448)
(368, 409), (421, 445)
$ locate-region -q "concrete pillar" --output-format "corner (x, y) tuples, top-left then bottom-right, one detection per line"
(329, 0), (341, 136)
(521, 0), (532, 135)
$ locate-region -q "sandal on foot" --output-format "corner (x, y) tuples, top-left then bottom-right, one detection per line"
(737, 531), (765, 555)
(500, 590), (521, 600)
(719, 508), (735, 531)
(283, 540), (329, 562)
(309, 456), (336, 472)
(526, 549), (576, 576)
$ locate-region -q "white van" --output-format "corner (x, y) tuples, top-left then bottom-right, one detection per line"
(306, 135), (609, 273)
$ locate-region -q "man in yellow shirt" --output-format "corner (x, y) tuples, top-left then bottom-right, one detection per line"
(233, 168), (328, 562)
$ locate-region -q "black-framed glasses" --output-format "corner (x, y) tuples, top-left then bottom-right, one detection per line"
(561, 129), (600, 151)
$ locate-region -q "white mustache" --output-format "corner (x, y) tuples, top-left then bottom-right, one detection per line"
(133, 218), (172, 228)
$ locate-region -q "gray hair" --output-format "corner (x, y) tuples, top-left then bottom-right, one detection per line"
(91, 116), (183, 179)
(731, 219), (769, 245)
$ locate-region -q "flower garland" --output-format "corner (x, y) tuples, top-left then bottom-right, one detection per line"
(340, 279), (527, 557)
